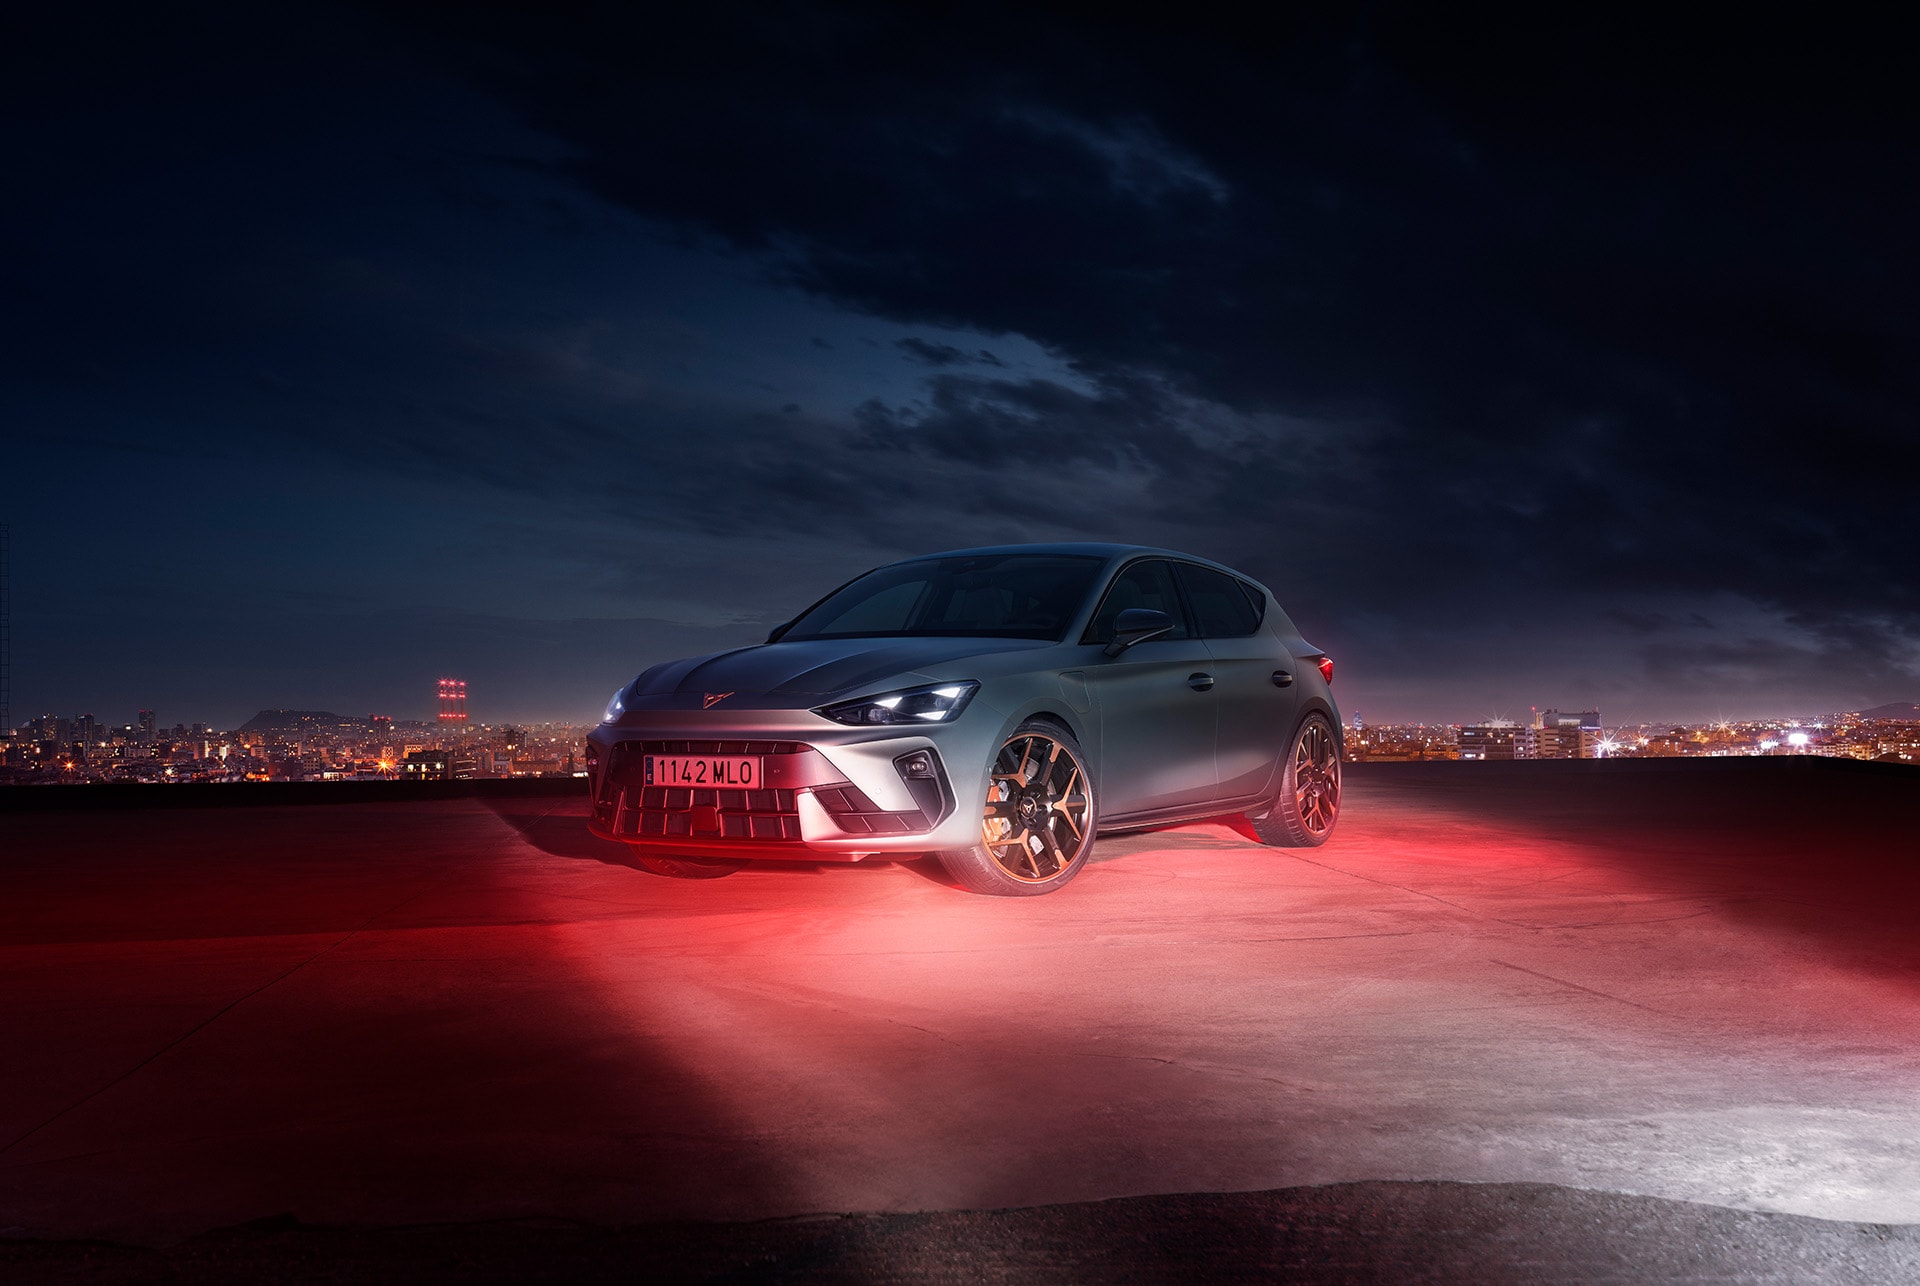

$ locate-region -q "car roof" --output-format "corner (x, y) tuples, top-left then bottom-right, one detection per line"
(894, 541), (1213, 568)
(892, 542), (1262, 584)
(826, 543), (1297, 639)
(899, 541), (1167, 561)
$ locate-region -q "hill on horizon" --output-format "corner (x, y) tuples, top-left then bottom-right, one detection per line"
(238, 709), (356, 732)
(1857, 702), (1920, 721)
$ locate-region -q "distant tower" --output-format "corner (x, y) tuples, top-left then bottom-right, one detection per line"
(1, 522), (10, 737)
(437, 677), (468, 725)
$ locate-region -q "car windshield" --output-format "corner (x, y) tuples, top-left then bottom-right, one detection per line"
(780, 554), (1105, 642)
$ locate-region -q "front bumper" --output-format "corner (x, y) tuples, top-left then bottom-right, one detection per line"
(585, 708), (992, 860)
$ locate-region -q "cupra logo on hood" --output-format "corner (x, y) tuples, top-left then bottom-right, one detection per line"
(703, 692), (735, 709)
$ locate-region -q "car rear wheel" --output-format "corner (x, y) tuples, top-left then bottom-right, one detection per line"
(936, 720), (1096, 895)
(1252, 712), (1342, 847)
(626, 849), (747, 879)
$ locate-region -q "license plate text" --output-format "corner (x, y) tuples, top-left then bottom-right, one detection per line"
(645, 755), (762, 788)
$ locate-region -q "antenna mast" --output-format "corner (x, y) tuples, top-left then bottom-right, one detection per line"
(1, 522), (11, 739)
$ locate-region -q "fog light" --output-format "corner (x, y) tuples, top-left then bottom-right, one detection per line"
(898, 752), (936, 780)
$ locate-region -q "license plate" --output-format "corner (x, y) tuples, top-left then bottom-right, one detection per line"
(645, 754), (763, 788)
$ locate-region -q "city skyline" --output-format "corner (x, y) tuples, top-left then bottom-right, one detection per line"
(11, 696), (1919, 787)
(11, 674), (1920, 738)
(14, 689), (1920, 744)
(8, 666), (1920, 738)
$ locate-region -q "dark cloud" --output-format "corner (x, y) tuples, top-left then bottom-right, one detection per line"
(8, 1), (1920, 722)
(894, 338), (1011, 369)
(895, 338), (969, 366)
(407, 3), (1920, 688)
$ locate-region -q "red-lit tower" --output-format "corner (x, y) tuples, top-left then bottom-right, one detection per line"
(437, 678), (468, 724)
(1, 522), (10, 741)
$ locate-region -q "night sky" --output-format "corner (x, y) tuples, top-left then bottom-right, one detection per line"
(6, 3), (1918, 728)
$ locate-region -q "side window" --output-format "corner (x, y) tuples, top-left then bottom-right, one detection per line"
(1236, 578), (1268, 629)
(1176, 563), (1261, 638)
(1082, 560), (1190, 644)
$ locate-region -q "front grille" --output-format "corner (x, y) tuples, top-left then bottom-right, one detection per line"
(598, 741), (805, 842)
(628, 785), (801, 840)
(593, 739), (933, 841)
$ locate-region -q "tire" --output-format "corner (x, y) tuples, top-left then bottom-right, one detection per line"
(626, 849), (747, 879)
(936, 719), (1097, 896)
(1252, 713), (1343, 847)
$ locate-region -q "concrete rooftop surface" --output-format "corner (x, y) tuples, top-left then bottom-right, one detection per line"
(2, 759), (1918, 1282)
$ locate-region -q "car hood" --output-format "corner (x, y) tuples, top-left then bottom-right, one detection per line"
(634, 637), (1054, 699)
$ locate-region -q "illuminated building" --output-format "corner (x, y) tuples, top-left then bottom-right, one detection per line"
(1347, 722), (1458, 760)
(1533, 709), (1601, 759)
(1459, 721), (1528, 760)
(401, 748), (450, 780)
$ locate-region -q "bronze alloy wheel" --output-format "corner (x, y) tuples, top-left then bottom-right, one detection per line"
(1251, 712), (1343, 848)
(982, 729), (1092, 882)
(936, 720), (1097, 895)
(1291, 716), (1341, 836)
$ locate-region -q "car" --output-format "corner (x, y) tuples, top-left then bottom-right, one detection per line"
(585, 543), (1341, 895)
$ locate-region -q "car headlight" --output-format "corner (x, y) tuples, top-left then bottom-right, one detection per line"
(817, 681), (979, 726)
(603, 684), (628, 724)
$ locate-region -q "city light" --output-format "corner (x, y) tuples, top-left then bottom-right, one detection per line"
(1342, 709), (1919, 765)
(0, 680), (596, 783)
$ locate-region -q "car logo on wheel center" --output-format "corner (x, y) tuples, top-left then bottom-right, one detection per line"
(703, 692), (735, 709)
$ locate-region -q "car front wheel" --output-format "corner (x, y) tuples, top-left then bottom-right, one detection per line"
(935, 720), (1096, 895)
(1252, 712), (1342, 847)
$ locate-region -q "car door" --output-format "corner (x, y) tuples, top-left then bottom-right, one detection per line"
(1079, 559), (1219, 815)
(1177, 562), (1296, 802)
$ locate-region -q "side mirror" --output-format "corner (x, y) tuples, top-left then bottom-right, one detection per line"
(1104, 607), (1175, 657)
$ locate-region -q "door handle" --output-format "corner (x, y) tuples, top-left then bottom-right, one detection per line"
(1187, 672), (1215, 691)
(1271, 669), (1294, 687)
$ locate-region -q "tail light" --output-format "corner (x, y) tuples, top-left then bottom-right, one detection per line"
(1316, 655), (1334, 685)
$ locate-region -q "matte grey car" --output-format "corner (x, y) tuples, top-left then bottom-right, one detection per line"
(586, 543), (1341, 895)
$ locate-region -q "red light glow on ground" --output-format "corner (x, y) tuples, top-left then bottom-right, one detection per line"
(1, 762), (1916, 1245)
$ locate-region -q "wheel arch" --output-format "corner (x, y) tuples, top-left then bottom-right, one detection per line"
(1023, 707), (1083, 740)
(949, 704), (1093, 825)
(1290, 696), (1342, 755)
(990, 702), (1088, 749)
(1241, 697), (1343, 807)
